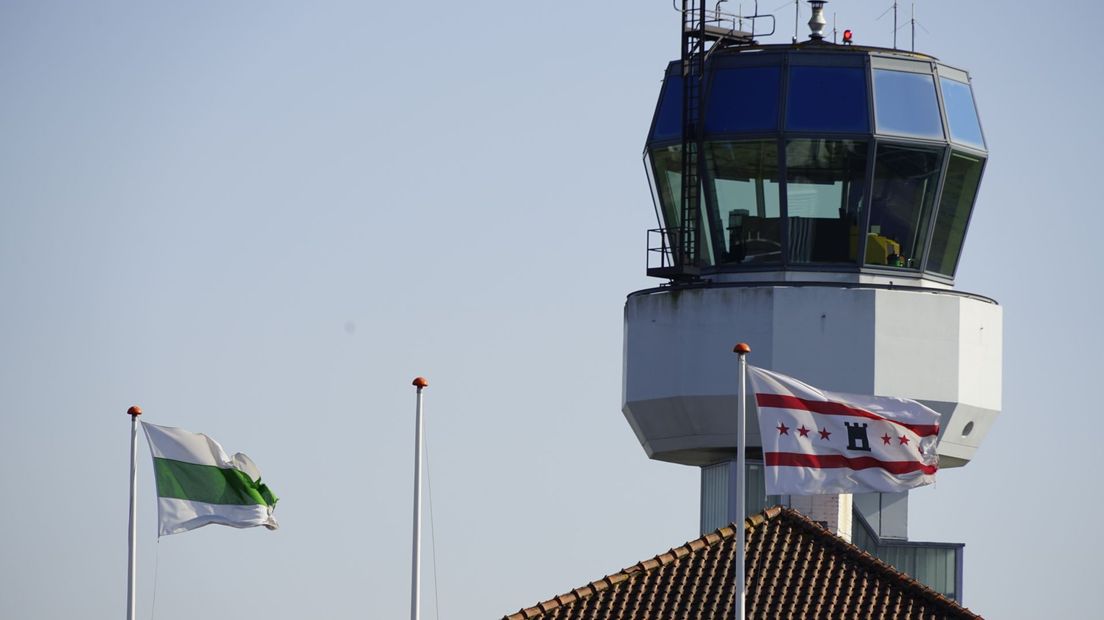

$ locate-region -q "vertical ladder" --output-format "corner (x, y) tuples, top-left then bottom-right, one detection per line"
(678, 0), (707, 277)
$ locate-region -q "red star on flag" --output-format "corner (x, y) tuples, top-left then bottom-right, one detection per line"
(818, 427), (831, 440)
(881, 434), (891, 445)
(898, 435), (910, 445)
(776, 422), (790, 435)
(797, 425), (811, 437)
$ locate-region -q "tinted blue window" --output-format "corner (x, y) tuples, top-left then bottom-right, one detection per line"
(786, 66), (868, 132)
(650, 74), (683, 142)
(940, 77), (985, 149)
(705, 67), (781, 133)
(874, 70), (943, 138)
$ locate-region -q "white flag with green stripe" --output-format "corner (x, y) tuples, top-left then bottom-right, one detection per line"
(142, 422), (279, 536)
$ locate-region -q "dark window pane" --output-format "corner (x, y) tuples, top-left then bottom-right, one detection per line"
(650, 146), (684, 230)
(940, 78), (985, 149)
(706, 67), (781, 133)
(650, 146), (714, 267)
(867, 145), (944, 269)
(929, 153), (983, 275)
(785, 140), (868, 264)
(786, 66), (869, 132)
(705, 141), (782, 264)
(874, 70), (943, 139)
(650, 74), (683, 142)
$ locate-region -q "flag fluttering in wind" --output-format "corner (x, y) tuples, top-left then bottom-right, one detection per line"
(142, 422), (278, 536)
(748, 366), (940, 496)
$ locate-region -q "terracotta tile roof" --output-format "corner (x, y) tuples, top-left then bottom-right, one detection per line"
(502, 507), (981, 620)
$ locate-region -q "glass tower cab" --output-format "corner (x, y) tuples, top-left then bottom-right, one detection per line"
(645, 42), (986, 285)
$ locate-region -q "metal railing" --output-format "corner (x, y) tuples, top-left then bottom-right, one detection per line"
(647, 227), (680, 275)
(647, 226), (703, 279)
(672, 0), (775, 40)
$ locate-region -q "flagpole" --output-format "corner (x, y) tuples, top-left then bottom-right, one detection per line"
(733, 344), (750, 620)
(410, 377), (428, 620)
(126, 405), (142, 620)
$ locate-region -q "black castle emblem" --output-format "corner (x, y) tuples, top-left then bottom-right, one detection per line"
(845, 422), (872, 452)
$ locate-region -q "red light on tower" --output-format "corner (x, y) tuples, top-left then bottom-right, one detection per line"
(843, 29), (853, 45)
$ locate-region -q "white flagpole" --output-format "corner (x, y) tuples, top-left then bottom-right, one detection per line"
(125, 405), (142, 620)
(410, 377), (428, 620)
(733, 344), (750, 620)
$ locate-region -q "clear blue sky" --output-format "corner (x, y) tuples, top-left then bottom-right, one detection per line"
(1, 2), (1100, 618)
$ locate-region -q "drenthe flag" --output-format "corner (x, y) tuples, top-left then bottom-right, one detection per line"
(142, 422), (278, 536)
(748, 366), (940, 496)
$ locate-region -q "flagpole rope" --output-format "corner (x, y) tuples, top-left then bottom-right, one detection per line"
(424, 420), (442, 620)
(148, 538), (160, 620)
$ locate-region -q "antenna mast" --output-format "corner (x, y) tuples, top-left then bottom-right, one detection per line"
(793, 0), (799, 43)
(893, 1), (898, 48)
(876, 1), (900, 49)
(910, 2), (916, 51)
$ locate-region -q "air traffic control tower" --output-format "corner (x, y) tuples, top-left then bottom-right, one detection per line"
(622, 2), (1000, 601)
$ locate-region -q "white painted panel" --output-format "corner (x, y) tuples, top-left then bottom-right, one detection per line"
(624, 288), (774, 402)
(874, 290), (961, 402)
(936, 403), (1000, 458)
(957, 300), (1003, 411)
(623, 285), (1001, 469)
(772, 287), (877, 394)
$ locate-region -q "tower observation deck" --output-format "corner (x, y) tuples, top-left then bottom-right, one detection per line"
(645, 38), (987, 280)
(622, 2), (1000, 602)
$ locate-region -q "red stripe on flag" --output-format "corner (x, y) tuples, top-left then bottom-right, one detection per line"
(764, 452), (938, 475)
(755, 394), (939, 437)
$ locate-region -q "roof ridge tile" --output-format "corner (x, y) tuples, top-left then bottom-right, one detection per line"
(771, 507), (981, 617)
(502, 505), (982, 620)
(503, 507), (790, 620)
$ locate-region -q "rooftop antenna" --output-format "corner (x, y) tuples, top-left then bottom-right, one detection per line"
(911, 2), (915, 50)
(832, 12), (837, 43)
(877, 1), (899, 49)
(793, 0), (799, 43)
(900, 2), (930, 52)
